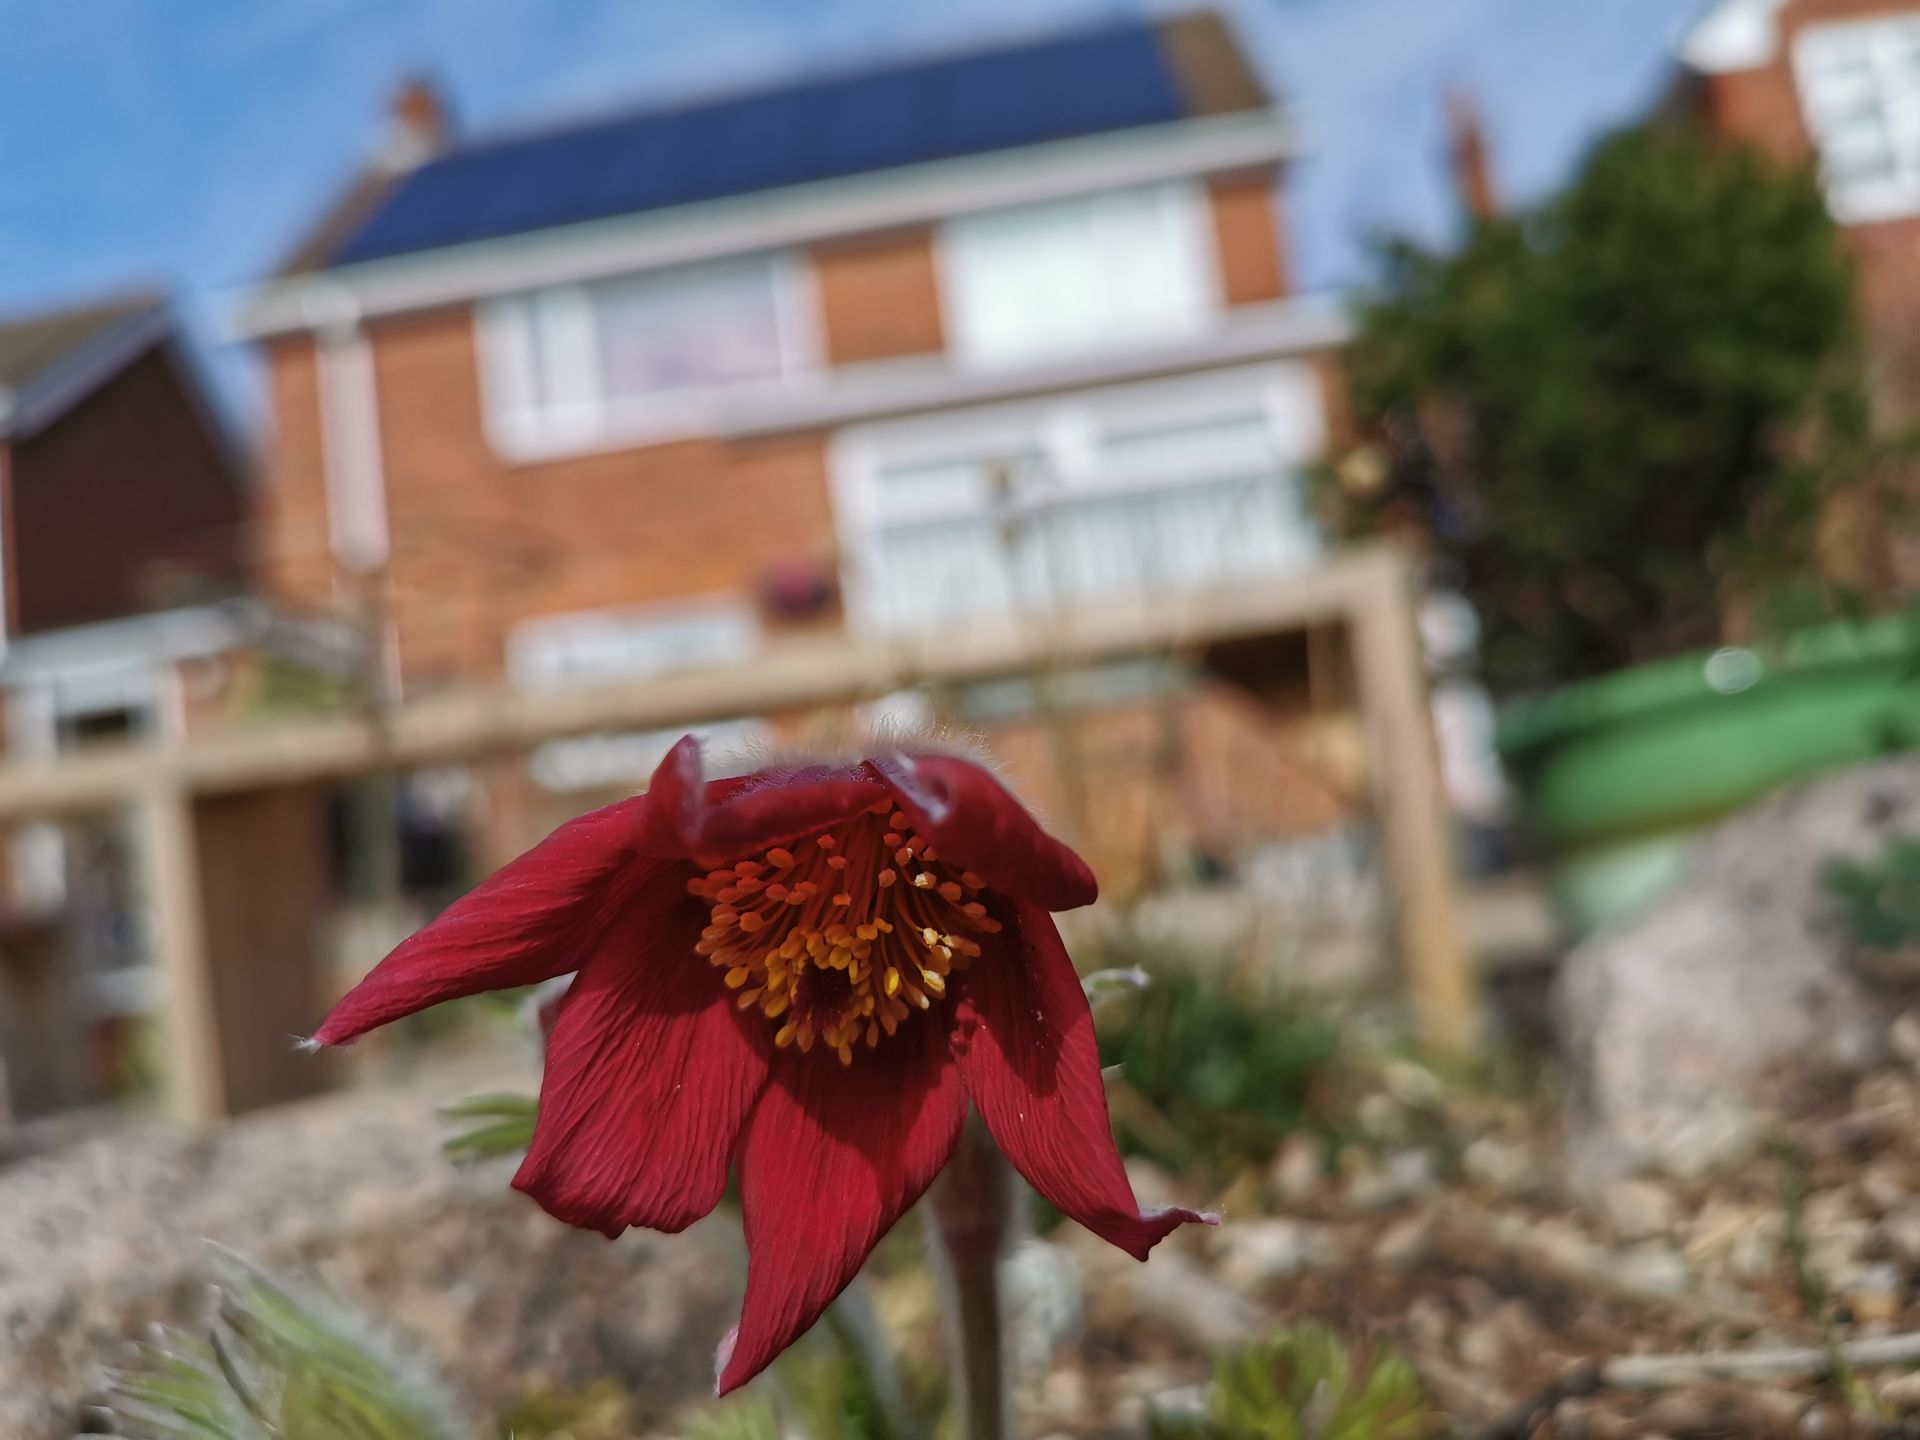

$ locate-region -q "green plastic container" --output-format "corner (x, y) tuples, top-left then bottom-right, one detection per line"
(1496, 614), (1920, 936)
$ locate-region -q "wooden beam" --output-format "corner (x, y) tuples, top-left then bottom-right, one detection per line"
(0, 543), (1477, 1085)
(137, 782), (227, 1123)
(1348, 553), (1478, 1052)
(0, 547), (1397, 820)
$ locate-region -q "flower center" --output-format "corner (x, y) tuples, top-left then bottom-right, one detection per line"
(689, 800), (1000, 1065)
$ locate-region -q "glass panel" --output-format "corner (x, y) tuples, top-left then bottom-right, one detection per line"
(1825, 104), (1898, 182)
(944, 183), (1210, 364)
(1098, 413), (1273, 480)
(589, 259), (785, 400)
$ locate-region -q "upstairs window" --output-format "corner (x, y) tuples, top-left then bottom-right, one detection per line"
(478, 253), (811, 458)
(938, 181), (1218, 367)
(1795, 17), (1920, 222)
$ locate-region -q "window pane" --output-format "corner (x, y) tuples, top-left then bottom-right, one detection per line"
(1797, 20), (1920, 214)
(590, 259), (785, 400)
(1098, 414), (1273, 479)
(943, 183), (1212, 364)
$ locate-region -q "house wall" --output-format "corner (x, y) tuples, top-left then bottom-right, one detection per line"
(364, 309), (838, 686)
(1207, 171), (1290, 305)
(8, 346), (248, 635)
(256, 333), (337, 618)
(255, 172), (1297, 687)
(812, 227), (946, 364)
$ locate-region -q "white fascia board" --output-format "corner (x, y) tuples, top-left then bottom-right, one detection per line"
(715, 293), (1351, 440)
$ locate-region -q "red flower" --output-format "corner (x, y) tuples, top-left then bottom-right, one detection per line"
(312, 736), (1211, 1392)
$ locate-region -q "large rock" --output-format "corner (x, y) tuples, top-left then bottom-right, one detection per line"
(0, 1051), (738, 1440)
(1557, 757), (1920, 1180)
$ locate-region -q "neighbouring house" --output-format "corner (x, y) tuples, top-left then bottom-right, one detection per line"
(0, 293), (352, 1117)
(237, 12), (1361, 883)
(1679, 0), (1920, 408)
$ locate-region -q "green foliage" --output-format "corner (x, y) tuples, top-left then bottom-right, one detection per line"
(440, 1092), (539, 1163)
(1152, 1325), (1435, 1440)
(498, 1380), (634, 1440)
(687, 1305), (935, 1440)
(1097, 957), (1338, 1183)
(88, 1249), (467, 1440)
(1825, 837), (1920, 953)
(1329, 121), (1870, 689)
(686, 1396), (781, 1440)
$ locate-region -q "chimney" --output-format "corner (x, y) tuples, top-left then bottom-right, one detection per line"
(380, 75), (451, 171)
(1444, 87), (1499, 221)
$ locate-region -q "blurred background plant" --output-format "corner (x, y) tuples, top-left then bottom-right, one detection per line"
(1093, 941), (1341, 1189)
(1826, 835), (1920, 958)
(1149, 1324), (1438, 1440)
(1317, 121), (1896, 693)
(85, 1248), (468, 1440)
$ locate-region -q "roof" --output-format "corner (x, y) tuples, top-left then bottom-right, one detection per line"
(315, 11), (1268, 272)
(0, 294), (174, 440)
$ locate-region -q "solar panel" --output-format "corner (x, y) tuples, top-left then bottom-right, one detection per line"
(330, 20), (1194, 267)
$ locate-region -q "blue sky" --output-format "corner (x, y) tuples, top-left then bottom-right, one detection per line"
(0, 0), (1707, 405)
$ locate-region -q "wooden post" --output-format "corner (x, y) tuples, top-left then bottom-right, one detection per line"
(1348, 552), (1478, 1053)
(137, 782), (226, 1123)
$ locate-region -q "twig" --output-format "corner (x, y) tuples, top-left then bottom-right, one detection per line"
(1602, 1330), (1920, 1388)
(1476, 1331), (1920, 1438)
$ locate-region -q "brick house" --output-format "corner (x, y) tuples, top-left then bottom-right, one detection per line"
(238, 12), (1356, 874)
(1679, 0), (1920, 408)
(0, 294), (270, 1115)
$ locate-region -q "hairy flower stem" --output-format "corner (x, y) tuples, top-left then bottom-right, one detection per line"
(928, 1114), (1018, 1440)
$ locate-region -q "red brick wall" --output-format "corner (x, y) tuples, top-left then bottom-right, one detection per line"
(257, 334), (337, 618)
(361, 309), (838, 687)
(1207, 171), (1289, 305)
(9, 346), (248, 635)
(813, 228), (946, 364)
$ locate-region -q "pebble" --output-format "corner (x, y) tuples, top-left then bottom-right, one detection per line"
(1269, 1132), (1323, 1207)
(1598, 1177), (1679, 1241)
(1461, 1135), (1537, 1195)
(1215, 1218), (1332, 1287)
(1343, 1148), (1436, 1212)
(1613, 1243), (1691, 1295)
(1371, 1214), (1432, 1269)
(1890, 1009), (1920, 1068)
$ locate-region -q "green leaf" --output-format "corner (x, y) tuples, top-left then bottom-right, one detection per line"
(439, 1092), (539, 1162)
(1149, 1325), (1437, 1440)
(94, 1248), (469, 1440)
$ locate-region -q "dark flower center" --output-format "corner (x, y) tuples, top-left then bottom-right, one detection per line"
(688, 801), (1000, 1065)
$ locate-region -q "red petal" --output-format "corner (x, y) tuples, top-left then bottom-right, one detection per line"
(513, 895), (766, 1237)
(649, 736), (890, 858)
(867, 751), (1096, 911)
(951, 900), (1212, 1258)
(716, 1016), (966, 1393)
(311, 792), (660, 1046)
(698, 768), (890, 857)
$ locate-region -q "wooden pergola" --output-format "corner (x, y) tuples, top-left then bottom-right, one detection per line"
(0, 544), (1474, 1122)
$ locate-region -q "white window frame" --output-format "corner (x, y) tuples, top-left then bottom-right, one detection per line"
(933, 179), (1222, 370)
(504, 595), (769, 793)
(505, 593), (763, 694)
(1793, 15), (1920, 223)
(829, 361), (1326, 635)
(476, 250), (821, 462)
